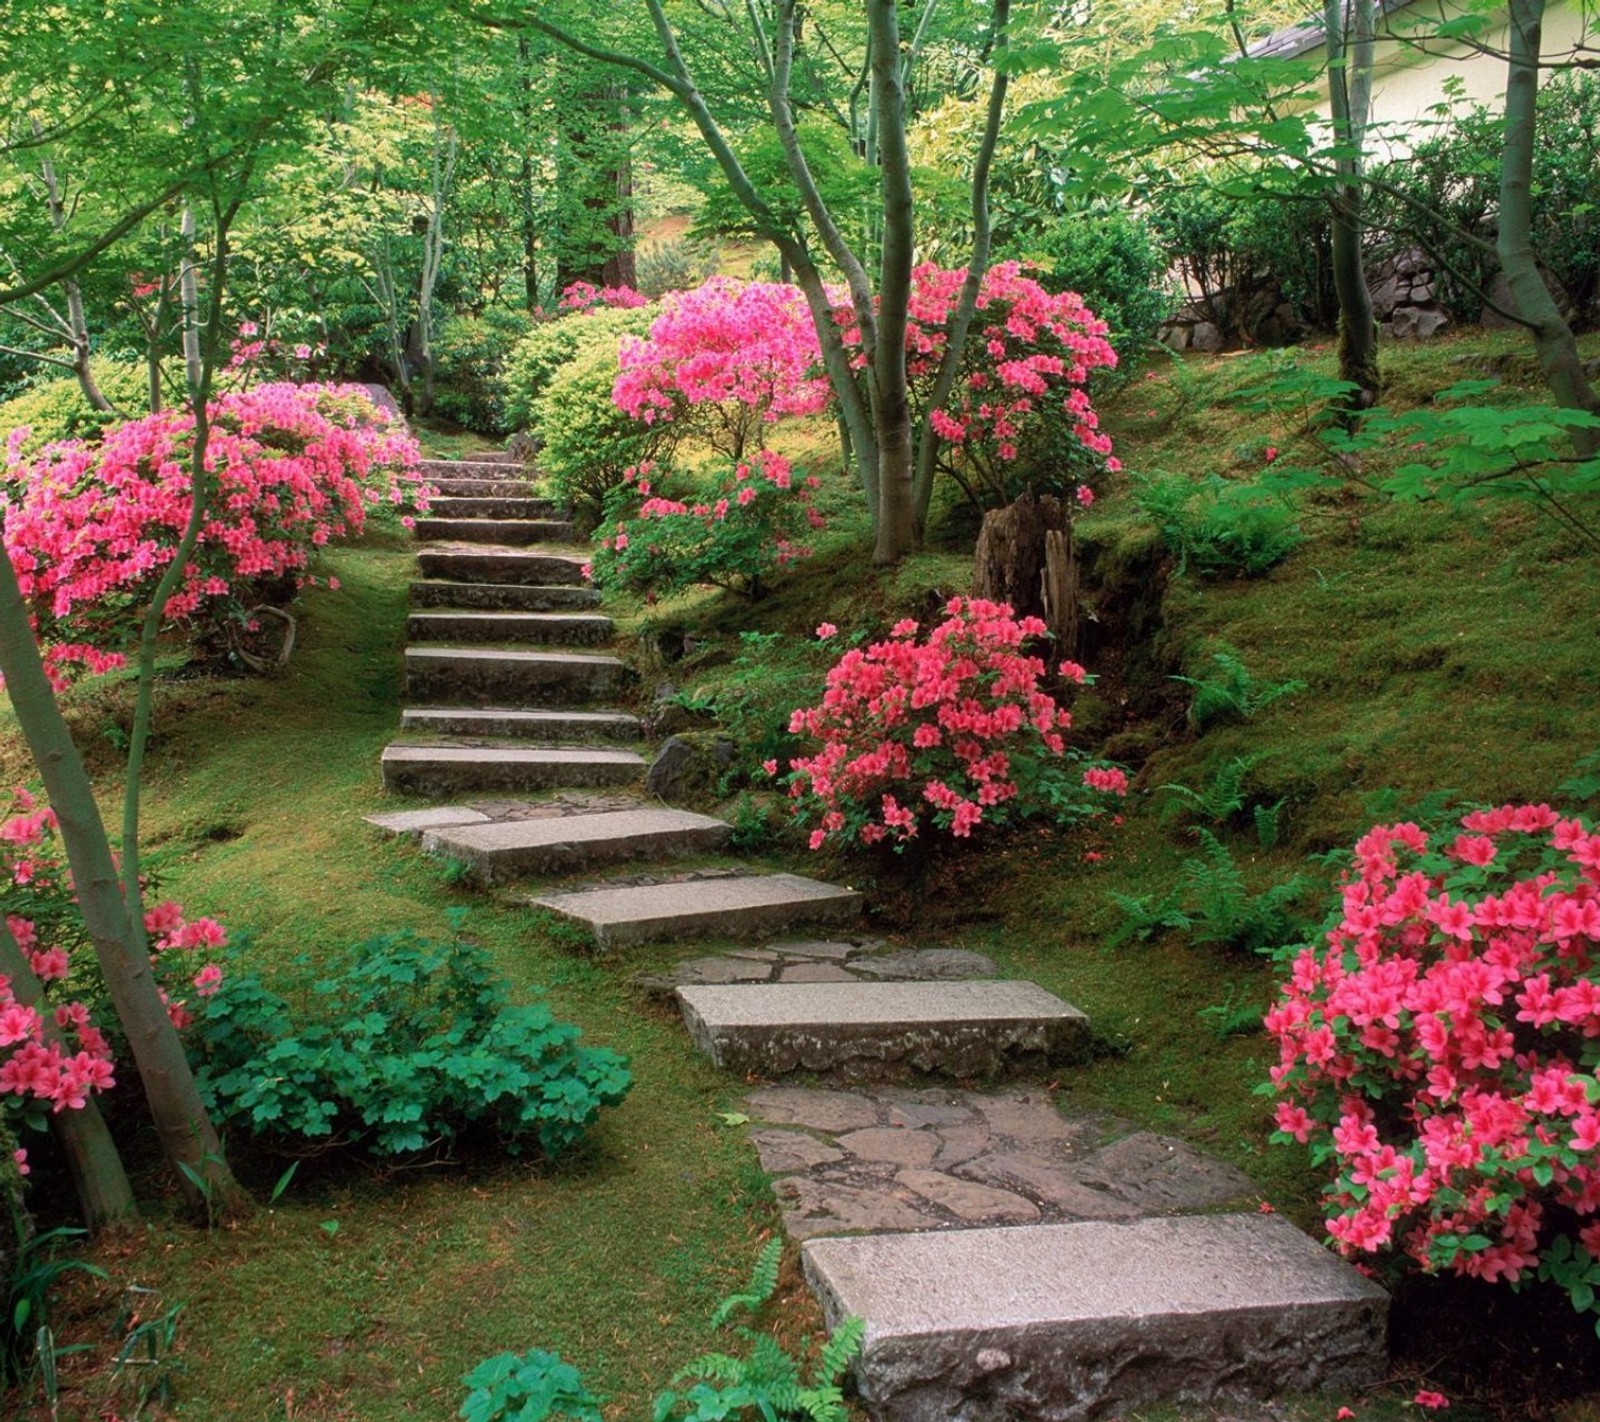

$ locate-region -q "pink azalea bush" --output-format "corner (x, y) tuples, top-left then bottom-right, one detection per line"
(590, 450), (824, 600)
(558, 280), (650, 313)
(2, 382), (423, 683)
(779, 598), (1122, 849)
(1267, 803), (1600, 1318)
(612, 277), (830, 458)
(0, 789), (225, 1175)
(833, 261), (1121, 505)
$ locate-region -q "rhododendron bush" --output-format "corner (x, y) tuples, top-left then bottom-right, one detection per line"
(835, 261), (1121, 507)
(1267, 804), (1600, 1322)
(1, 382), (423, 683)
(0, 789), (224, 1176)
(612, 277), (830, 458)
(590, 451), (824, 600)
(778, 598), (1123, 849)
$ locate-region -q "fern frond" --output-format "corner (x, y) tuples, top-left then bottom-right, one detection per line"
(711, 1239), (782, 1327)
(815, 1316), (864, 1386)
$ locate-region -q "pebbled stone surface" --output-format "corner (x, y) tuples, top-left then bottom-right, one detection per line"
(633, 940), (994, 995)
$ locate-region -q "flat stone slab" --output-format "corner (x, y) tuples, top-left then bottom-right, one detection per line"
(409, 581), (601, 612)
(427, 495), (557, 520)
(530, 873), (861, 949)
(423, 478), (540, 499)
(405, 647), (627, 706)
(401, 708), (641, 742)
(415, 546), (588, 587)
(677, 981), (1089, 1078)
(422, 807), (730, 882)
(407, 610), (613, 646)
(365, 806), (493, 834)
(381, 744), (644, 797)
(633, 942), (991, 995)
(802, 1214), (1389, 1422)
(414, 517), (575, 544)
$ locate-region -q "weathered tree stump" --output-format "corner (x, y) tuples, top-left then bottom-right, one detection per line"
(972, 493), (1079, 655)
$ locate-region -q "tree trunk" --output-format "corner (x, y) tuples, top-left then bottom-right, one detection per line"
(518, 38), (541, 312)
(972, 492), (1076, 648)
(1498, 0), (1600, 455)
(1325, 0), (1380, 406)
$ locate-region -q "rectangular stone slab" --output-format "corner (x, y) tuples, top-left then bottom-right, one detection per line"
(531, 874), (862, 948)
(424, 807), (730, 882)
(381, 744), (643, 797)
(414, 517), (575, 544)
(802, 1214), (1389, 1422)
(406, 611), (613, 646)
(409, 581), (601, 612)
(405, 647), (626, 705)
(677, 981), (1089, 1077)
(415, 547), (588, 587)
(426, 496), (557, 520)
(401, 707), (641, 741)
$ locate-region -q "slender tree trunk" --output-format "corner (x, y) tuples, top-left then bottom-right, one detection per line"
(414, 108), (458, 417)
(1325, 0), (1380, 406)
(518, 37), (541, 312)
(1498, 0), (1600, 455)
(0, 921), (136, 1230)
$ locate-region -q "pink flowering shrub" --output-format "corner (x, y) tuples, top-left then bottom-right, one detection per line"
(590, 451), (824, 600)
(833, 261), (1121, 507)
(1267, 803), (1600, 1319)
(0, 789), (225, 1174)
(612, 278), (830, 459)
(779, 598), (1122, 850)
(2, 382), (423, 683)
(558, 280), (650, 313)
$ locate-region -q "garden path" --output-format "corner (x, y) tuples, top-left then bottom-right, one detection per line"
(367, 451), (1388, 1422)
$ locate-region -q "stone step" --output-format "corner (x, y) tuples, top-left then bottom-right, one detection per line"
(405, 647), (627, 705)
(406, 610), (613, 647)
(530, 874), (862, 949)
(423, 807), (732, 883)
(415, 547), (588, 587)
(676, 981), (1090, 1078)
(414, 517), (575, 545)
(381, 744), (645, 797)
(401, 707), (641, 741)
(802, 1214), (1389, 1422)
(418, 457), (521, 478)
(426, 477), (541, 499)
(428, 495), (557, 520)
(409, 580), (601, 612)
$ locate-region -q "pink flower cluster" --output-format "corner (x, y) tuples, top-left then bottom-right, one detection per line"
(834, 262), (1120, 478)
(1267, 803), (1600, 1308)
(782, 597), (1114, 849)
(558, 280), (650, 313)
(0, 789), (227, 1143)
(612, 278), (830, 456)
(2, 383), (423, 682)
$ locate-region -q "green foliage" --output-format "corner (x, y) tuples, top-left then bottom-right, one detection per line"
(189, 932), (632, 1159)
(1025, 207), (1173, 364)
(0, 361), (150, 457)
(636, 238), (719, 300)
(501, 306), (654, 433)
(1158, 754), (1261, 827)
(111, 1290), (186, 1417)
(460, 1350), (604, 1422)
(433, 310), (533, 436)
(458, 1244), (862, 1422)
(1132, 471), (1304, 578)
(1174, 646), (1306, 732)
(1559, 750), (1600, 805)
(1368, 72), (1600, 329)
(1197, 981), (1266, 1040)
(1111, 830), (1318, 955)
(5, 1228), (106, 1384)
(522, 315), (664, 532)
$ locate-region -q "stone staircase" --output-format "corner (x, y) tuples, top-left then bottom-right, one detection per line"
(371, 449), (1388, 1421)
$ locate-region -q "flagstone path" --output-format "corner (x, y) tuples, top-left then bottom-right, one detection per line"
(368, 450), (1389, 1421)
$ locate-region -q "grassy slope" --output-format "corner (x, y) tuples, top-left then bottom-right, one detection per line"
(13, 329), (1600, 1420)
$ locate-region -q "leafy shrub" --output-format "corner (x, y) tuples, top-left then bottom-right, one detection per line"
(0, 360), (150, 458)
(1148, 181), (1336, 342)
(590, 450), (824, 600)
(781, 599), (1124, 850)
(635, 237), (720, 299)
(459, 1242), (862, 1422)
(1133, 471), (1305, 578)
(500, 304), (655, 434)
(3, 382), (423, 683)
(1367, 72), (1600, 329)
(190, 932), (632, 1158)
(1026, 207), (1173, 365)
(1266, 804), (1600, 1317)
(432, 310), (533, 435)
(1173, 646), (1306, 733)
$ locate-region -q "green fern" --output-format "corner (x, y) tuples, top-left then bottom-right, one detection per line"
(1252, 799), (1284, 849)
(1106, 889), (1192, 948)
(1158, 754), (1261, 825)
(1173, 647), (1306, 731)
(710, 1239), (782, 1327)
